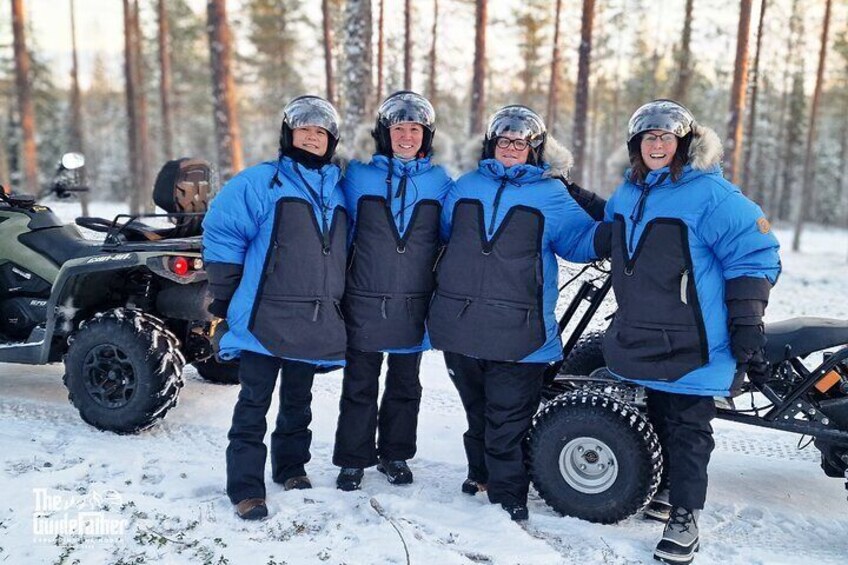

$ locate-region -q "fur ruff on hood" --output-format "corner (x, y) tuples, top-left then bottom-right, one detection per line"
(688, 123), (723, 171)
(458, 133), (574, 179)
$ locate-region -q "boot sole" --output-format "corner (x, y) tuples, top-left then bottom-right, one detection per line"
(653, 540), (700, 564)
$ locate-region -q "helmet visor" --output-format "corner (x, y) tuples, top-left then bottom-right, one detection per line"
(377, 92), (436, 130)
(283, 96), (340, 140)
(627, 99), (693, 142)
(486, 106), (546, 148)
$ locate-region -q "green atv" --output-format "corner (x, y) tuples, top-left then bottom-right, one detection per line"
(0, 154), (238, 434)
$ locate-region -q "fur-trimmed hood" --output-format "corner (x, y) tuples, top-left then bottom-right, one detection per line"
(458, 133), (575, 178)
(687, 123), (723, 171)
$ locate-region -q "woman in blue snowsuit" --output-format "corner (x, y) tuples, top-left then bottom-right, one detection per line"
(602, 100), (781, 564)
(333, 91), (453, 491)
(202, 96), (347, 520)
(428, 106), (607, 521)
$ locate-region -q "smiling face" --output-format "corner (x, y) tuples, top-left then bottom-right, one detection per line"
(389, 123), (424, 159)
(640, 130), (679, 171)
(493, 132), (531, 167)
(292, 126), (329, 156)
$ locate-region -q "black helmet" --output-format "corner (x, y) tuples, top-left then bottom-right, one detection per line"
(482, 105), (547, 165)
(279, 95), (341, 158)
(627, 99), (694, 143)
(373, 91), (436, 157)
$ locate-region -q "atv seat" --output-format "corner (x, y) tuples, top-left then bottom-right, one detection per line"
(764, 317), (848, 363)
(19, 224), (105, 265)
(75, 158), (212, 242)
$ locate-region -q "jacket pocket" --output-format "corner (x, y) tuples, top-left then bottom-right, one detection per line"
(428, 291), (545, 362)
(250, 296), (346, 361)
(343, 290), (430, 351)
(604, 320), (704, 382)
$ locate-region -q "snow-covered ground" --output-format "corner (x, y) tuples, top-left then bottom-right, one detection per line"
(1, 202), (847, 564)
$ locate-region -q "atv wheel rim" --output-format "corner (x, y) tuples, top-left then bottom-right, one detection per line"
(81, 344), (137, 408)
(558, 436), (619, 494)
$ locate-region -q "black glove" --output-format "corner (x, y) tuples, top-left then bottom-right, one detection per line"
(726, 276), (772, 386)
(207, 299), (230, 318)
(593, 221), (613, 259)
(729, 323), (769, 384)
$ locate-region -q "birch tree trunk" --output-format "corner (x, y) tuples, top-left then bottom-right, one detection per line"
(792, 0), (833, 251)
(469, 0), (488, 134)
(572, 0), (596, 185)
(11, 0), (38, 194)
(724, 0), (753, 185)
(207, 0), (244, 180)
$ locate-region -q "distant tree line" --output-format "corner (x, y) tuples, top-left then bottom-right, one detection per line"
(1, 0), (846, 250)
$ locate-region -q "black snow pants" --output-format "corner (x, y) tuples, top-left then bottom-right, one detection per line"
(443, 352), (546, 507)
(333, 348), (423, 468)
(226, 350), (316, 504)
(647, 389), (717, 510)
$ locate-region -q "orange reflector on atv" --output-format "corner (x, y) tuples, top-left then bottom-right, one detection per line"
(815, 370), (842, 393)
(170, 256), (190, 276)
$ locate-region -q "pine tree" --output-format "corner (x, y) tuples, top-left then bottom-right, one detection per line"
(207, 0), (244, 180)
(469, 0), (487, 134)
(342, 0), (373, 140)
(572, 0), (596, 184)
(725, 0), (753, 185)
(793, 0), (833, 251)
(11, 0), (38, 193)
(515, 0), (550, 109)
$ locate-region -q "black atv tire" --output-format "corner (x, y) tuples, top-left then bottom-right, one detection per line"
(560, 330), (606, 376)
(64, 309), (185, 434)
(193, 357), (240, 385)
(527, 391), (662, 524)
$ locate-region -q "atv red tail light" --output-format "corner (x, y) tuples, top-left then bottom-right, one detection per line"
(170, 256), (190, 276)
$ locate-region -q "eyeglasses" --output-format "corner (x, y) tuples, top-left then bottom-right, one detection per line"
(495, 137), (530, 151)
(641, 133), (677, 144)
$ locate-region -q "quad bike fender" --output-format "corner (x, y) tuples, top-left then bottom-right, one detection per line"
(32, 250), (205, 362)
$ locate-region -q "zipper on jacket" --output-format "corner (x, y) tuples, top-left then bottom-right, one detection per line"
(265, 241), (280, 274)
(679, 268), (689, 305)
(396, 173), (409, 233)
(488, 178), (509, 236)
(628, 187), (649, 253)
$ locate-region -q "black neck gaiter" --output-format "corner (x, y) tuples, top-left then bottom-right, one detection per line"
(284, 147), (331, 170)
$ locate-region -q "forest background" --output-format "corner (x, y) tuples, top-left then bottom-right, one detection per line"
(2, 0), (847, 252)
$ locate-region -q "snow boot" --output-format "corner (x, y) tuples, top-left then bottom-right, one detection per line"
(654, 506), (700, 564)
(461, 479), (488, 495)
(235, 498), (268, 521)
(282, 475), (312, 491)
(501, 503), (529, 522)
(336, 468), (364, 491)
(377, 458), (413, 485)
(644, 488), (672, 522)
